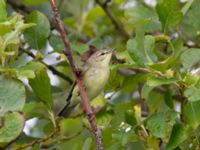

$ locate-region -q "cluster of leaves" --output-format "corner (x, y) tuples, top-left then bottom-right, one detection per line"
(1, 0), (200, 149)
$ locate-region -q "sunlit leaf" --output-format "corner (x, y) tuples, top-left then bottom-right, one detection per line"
(125, 5), (161, 32)
(24, 11), (50, 49)
(165, 123), (189, 150)
(184, 101), (200, 128)
(181, 48), (200, 70)
(60, 118), (83, 138)
(181, 0), (200, 41)
(29, 68), (52, 107)
(147, 76), (179, 87)
(22, 0), (48, 5)
(156, 0), (183, 32)
(147, 110), (177, 138)
(0, 112), (25, 145)
(0, 79), (25, 115)
(0, 0), (7, 22)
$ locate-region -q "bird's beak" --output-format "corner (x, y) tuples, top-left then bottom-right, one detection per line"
(109, 48), (115, 53)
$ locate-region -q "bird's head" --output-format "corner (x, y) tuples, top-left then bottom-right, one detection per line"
(87, 48), (114, 67)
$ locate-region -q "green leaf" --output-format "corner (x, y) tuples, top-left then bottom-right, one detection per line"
(147, 76), (179, 87)
(149, 56), (179, 72)
(122, 73), (149, 92)
(19, 61), (45, 71)
(71, 43), (89, 55)
(125, 6), (161, 32)
(16, 61), (45, 79)
(111, 103), (130, 127)
(184, 101), (200, 128)
(106, 67), (124, 91)
(144, 35), (158, 63)
(96, 113), (112, 127)
(0, 14), (34, 36)
(49, 34), (64, 52)
(125, 109), (139, 127)
(181, 0), (200, 40)
(147, 136), (160, 150)
(91, 94), (106, 109)
(0, 22), (12, 35)
(0, 112), (24, 145)
(141, 83), (154, 100)
(156, 0), (183, 32)
(60, 134), (83, 150)
(0, 0), (7, 22)
(29, 69), (52, 107)
(184, 79), (200, 102)
(146, 91), (165, 113)
(127, 38), (145, 66)
(82, 137), (93, 150)
(165, 123), (188, 150)
(184, 73), (199, 87)
(22, 0), (48, 5)
(22, 102), (49, 119)
(127, 35), (157, 66)
(102, 127), (113, 148)
(147, 110), (178, 138)
(87, 38), (103, 49)
(164, 89), (174, 109)
(24, 11), (50, 49)
(0, 79), (25, 115)
(125, 141), (147, 150)
(180, 48), (200, 70)
(181, 0), (195, 16)
(3, 31), (20, 49)
(60, 118), (83, 138)
(16, 69), (35, 79)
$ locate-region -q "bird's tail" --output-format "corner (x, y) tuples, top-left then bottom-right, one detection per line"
(57, 103), (76, 117)
(58, 82), (77, 117)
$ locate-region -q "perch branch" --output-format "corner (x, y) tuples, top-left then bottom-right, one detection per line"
(49, 0), (104, 150)
(14, 128), (58, 150)
(96, 0), (129, 39)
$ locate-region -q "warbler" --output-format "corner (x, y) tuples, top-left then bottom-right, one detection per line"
(58, 48), (113, 117)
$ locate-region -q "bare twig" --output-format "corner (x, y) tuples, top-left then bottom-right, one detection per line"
(178, 84), (187, 123)
(96, 0), (129, 39)
(49, 0), (104, 149)
(14, 128), (59, 150)
(20, 48), (73, 84)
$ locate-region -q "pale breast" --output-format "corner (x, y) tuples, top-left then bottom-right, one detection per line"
(83, 67), (110, 100)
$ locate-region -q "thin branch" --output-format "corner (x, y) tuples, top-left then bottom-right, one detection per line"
(20, 48), (73, 84)
(96, 0), (129, 39)
(49, 1), (104, 150)
(14, 128), (59, 150)
(178, 83), (187, 123)
(7, 0), (90, 43)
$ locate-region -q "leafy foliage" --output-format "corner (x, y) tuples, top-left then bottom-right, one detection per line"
(1, 0), (200, 149)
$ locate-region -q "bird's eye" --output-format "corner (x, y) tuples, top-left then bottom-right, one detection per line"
(100, 52), (105, 56)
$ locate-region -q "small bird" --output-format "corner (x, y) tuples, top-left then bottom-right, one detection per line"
(58, 48), (113, 117)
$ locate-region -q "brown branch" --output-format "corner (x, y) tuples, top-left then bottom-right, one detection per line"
(14, 128), (58, 150)
(178, 83), (187, 123)
(49, 1), (104, 150)
(7, 0), (90, 43)
(96, 0), (129, 39)
(20, 48), (73, 84)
